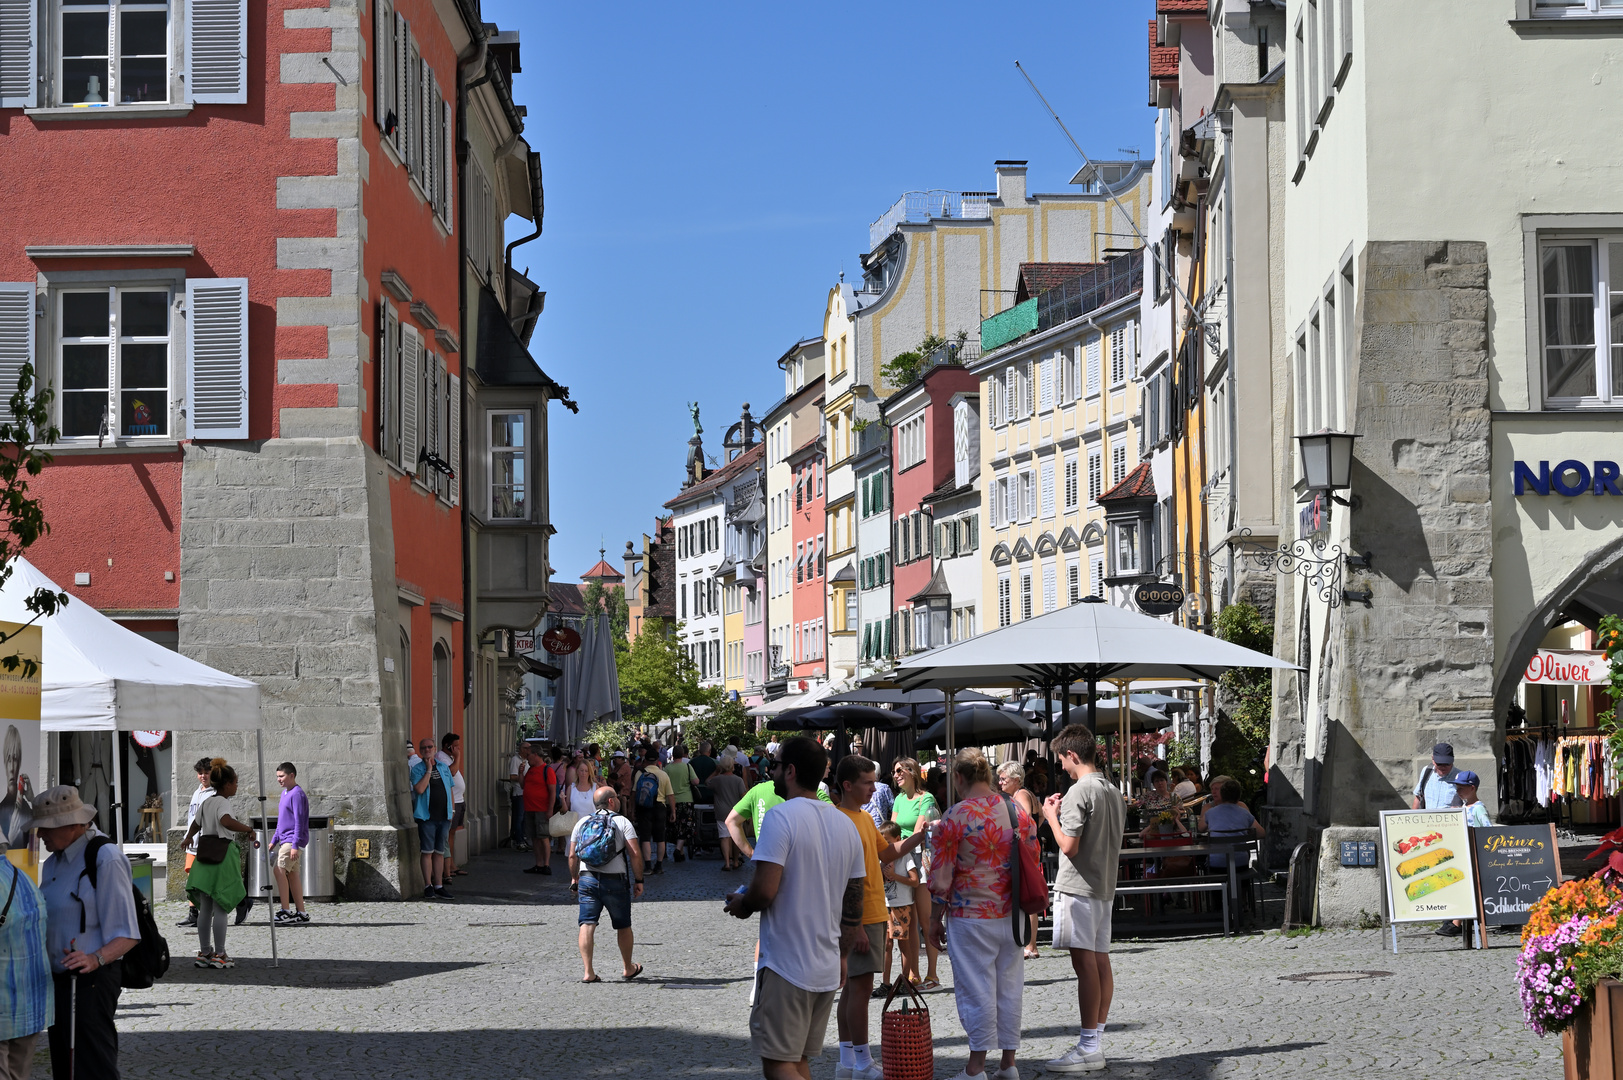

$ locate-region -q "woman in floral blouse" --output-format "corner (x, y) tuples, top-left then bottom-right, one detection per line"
(929, 749), (1040, 1080)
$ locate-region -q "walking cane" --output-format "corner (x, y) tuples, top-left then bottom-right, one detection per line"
(68, 971), (77, 1080)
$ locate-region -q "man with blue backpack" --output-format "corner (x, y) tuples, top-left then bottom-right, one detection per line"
(631, 747), (674, 875)
(567, 786), (645, 982)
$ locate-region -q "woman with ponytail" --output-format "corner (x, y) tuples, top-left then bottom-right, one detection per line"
(181, 760), (255, 968)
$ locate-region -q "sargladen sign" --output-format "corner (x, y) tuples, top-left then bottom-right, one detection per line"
(1134, 581), (1186, 617)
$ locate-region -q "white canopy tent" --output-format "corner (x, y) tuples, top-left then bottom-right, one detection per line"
(0, 558), (279, 961)
(892, 596), (1297, 798)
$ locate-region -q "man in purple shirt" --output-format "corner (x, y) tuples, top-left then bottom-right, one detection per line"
(272, 762), (311, 925)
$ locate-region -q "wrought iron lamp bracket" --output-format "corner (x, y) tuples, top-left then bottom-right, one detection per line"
(1233, 528), (1349, 609)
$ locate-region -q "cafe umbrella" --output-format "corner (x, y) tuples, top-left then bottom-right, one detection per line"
(891, 596), (1296, 798)
(915, 705), (1044, 750)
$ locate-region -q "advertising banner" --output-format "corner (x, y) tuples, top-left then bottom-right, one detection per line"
(1379, 809), (1478, 924)
(0, 621), (43, 880)
(1473, 824), (1561, 926)
(1523, 649), (1609, 685)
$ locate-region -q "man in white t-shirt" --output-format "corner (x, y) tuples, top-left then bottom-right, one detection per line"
(567, 787), (644, 983)
(507, 741), (529, 851)
(726, 737), (865, 1080)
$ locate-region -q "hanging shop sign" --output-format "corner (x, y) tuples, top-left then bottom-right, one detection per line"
(1133, 581), (1186, 617)
(541, 626), (582, 656)
(1514, 459), (1623, 496)
(1472, 823), (1560, 926)
(132, 731), (168, 749)
(1523, 649), (1609, 685)
(1379, 809), (1479, 925)
(513, 633), (536, 654)
(1298, 490), (1330, 536)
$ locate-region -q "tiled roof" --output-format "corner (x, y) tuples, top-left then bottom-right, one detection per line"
(1150, 21), (1179, 80)
(663, 442), (765, 510)
(1158, 0), (1207, 11)
(1099, 462), (1156, 502)
(547, 582), (587, 616)
(580, 558), (623, 582)
(1016, 263), (1102, 304)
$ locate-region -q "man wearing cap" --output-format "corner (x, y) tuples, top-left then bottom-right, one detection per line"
(1412, 743), (1464, 810)
(33, 785), (140, 1079)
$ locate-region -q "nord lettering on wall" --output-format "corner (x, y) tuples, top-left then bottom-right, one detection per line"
(1513, 459), (1623, 496)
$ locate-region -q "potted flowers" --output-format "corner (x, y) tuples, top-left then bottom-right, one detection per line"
(1519, 875), (1623, 1078)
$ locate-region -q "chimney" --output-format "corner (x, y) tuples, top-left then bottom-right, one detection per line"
(995, 160), (1028, 204)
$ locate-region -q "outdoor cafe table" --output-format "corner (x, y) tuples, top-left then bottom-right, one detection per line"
(1115, 841), (1248, 936)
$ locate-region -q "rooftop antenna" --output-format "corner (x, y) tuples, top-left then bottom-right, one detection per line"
(1014, 61), (1201, 329)
(1117, 146), (1141, 158)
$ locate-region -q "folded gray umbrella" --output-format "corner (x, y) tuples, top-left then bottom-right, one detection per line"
(917, 706), (1043, 749)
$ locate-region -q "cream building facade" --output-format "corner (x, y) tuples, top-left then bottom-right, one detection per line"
(763, 339), (825, 692)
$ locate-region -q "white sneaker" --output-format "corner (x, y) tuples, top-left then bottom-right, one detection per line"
(993, 1067), (1021, 1080)
(1043, 1044), (1106, 1073)
(836, 1066), (882, 1080)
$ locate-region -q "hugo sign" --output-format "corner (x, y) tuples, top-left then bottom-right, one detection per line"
(1523, 649), (1608, 685)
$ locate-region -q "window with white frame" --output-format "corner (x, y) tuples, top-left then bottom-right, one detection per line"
(1040, 459), (1055, 519)
(1063, 345), (1081, 403)
(1088, 448), (1102, 503)
(1038, 357), (1053, 411)
(489, 411), (527, 519)
(1109, 325), (1127, 386)
(1114, 522), (1140, 575)
(1019, 362), (1033, 418)
(998, 575), (1011, 627)
(1534, 0), (1623, 16)
(1021, 471), (1036, 522)
(898, 413), (926, 469)
(1087, 337), (1101, 395)
(56, 0), (170, 104)
(1067, 560), (1080, 604)
(374, 1), (453, 227)
(58, 287), (170, 439)
(1002, 369), (1015, 425)
(1091, 554), (1105, 597)
(1004, 474), (1018, 526)
(1063, 456), (1079, 512)
(1540, 238), (1623, 406)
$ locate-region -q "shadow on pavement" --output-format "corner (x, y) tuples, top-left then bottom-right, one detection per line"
(155, 958), (482, 988)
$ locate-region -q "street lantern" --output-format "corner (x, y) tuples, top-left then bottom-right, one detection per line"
(1295, 429), (1359, 493)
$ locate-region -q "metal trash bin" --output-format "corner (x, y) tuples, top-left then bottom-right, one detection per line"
(247, 816), (336, 900)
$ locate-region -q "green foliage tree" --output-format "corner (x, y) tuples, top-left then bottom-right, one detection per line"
(615, 622), (707, 732)
(683, 688), (756, 754)
(1211, 601), (1274, 797)
(0, 363), (66, 675)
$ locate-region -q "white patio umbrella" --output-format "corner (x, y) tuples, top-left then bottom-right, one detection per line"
(0, 558), (283, 963)
(892, 596), (1296, 798)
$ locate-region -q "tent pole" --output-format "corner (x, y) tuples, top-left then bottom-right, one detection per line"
(945, 689), (956, 806)
(256, 729), (278, 967)
(110, 732), (124, 847)
(1119, 679), (1130, 799)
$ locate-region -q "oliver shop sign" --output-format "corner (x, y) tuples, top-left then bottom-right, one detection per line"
(1513, 459), (1623, 496)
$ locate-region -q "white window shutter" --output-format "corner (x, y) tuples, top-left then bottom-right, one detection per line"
(186, 0), (247, 104)
(380, 300), (399, 464)
(186, 278), (249, 439)
(0, 0), (37, 109)
(442, 97), (454, 224)
(448, 372), (460, 505)
(400, 325), (420, 474)
(393, 14), (408, 155)
(373, 0), (393, 132)
(422, 351), (438, 480)
(425, 67), (438, 208)
(0, 283), (34, 411)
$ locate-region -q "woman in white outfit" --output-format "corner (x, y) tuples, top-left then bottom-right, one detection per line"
(928, 749), (1040, 1080)
(568, 758), (598, 818)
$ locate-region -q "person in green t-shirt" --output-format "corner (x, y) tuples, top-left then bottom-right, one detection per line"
(663, 746), (700, 863)
(725, 779), (831, 859)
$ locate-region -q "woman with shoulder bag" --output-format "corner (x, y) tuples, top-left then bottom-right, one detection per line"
(929, 749), (1040, 1080)
(181, 759), (255, 969)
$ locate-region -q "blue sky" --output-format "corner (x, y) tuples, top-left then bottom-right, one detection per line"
(482, 0), (1157, 582)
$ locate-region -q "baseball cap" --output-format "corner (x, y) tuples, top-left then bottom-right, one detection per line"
(1446, 770), (1480, 787)
(1431, 742), (1455, 764)
(611, 750), (626, 758)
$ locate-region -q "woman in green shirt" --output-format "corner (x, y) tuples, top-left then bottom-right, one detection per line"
(891, 757), (941, 989)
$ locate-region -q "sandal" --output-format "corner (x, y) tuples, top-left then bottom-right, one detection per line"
(452, 869), (470, 877)
(581, 974), (602, 983)
(623, 963), (644, 981)
(920, 977), (941, 991)
(1023, 947), (1040, 960)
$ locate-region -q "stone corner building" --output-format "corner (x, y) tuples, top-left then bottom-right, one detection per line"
(0, 0), (557, 899)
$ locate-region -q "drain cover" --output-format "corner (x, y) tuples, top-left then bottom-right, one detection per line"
(1278, 970), (1394, 983)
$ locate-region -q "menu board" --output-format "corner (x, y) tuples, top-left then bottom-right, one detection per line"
(1472, 823), (1561, 926)
(1379, 809), (1478, 924)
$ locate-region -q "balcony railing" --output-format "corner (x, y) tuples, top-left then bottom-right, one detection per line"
(980, 253), (1144, 354)
(869, 191), (994, 251)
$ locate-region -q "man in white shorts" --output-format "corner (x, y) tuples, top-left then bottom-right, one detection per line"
(1042, 723), (1125, 1073)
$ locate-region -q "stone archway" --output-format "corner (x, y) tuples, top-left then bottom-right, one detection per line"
(1494, 531), (1623, 721)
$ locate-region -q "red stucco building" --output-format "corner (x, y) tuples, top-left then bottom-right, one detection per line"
(786, 437), (826, 680)
(0, 0), (559, 896)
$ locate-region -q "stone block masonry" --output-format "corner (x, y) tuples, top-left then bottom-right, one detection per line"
(173, 438), (412, 901)
(1325, 241), (1494, 826)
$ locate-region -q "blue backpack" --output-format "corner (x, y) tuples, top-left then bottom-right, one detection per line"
(575, 810), (625, 867)
(634, 768), (661, 810)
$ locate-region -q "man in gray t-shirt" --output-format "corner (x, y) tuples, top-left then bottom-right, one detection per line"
(1041, 724), (1126, 1074)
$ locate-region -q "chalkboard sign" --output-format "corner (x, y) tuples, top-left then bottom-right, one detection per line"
(1472, 823), (1560, 927)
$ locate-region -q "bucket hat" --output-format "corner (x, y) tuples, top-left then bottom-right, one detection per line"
(26, 785), (98, 830)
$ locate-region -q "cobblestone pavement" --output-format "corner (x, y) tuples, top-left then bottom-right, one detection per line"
(69, 846), (1559, 1079)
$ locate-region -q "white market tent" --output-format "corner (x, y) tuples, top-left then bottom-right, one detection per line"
(891, 596), (1297, 797)
(0, 558), (283, 962)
